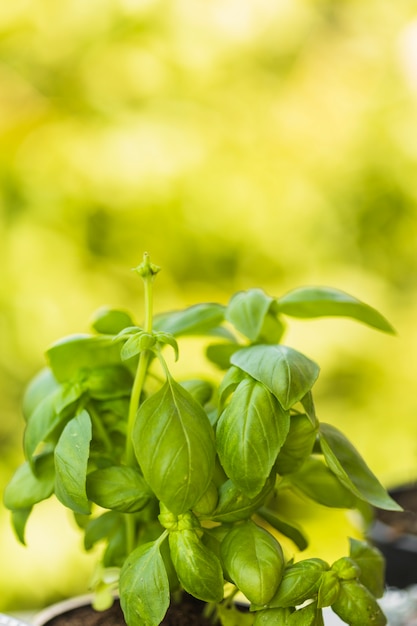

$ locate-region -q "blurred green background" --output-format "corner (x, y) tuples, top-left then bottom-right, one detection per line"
(2, 0), (417, 612)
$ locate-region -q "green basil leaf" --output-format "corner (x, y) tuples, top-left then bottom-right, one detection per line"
(87, 466), (152, 513)
(268, 559), (328, 608)
(180, 379), (213, 407)
(288, 457), (358, 508)
(275, 413), (318, 475)
(54, 410), (92, 514)
(212, 475), (275, 523)
(349, 538), (385, 598)
(134, 378), (215, 514)
(120, 333), (145, 361)
(257, 311), (286, 345)
(254, 608), (293, 625)
(169, 529), (224, 602)
(10, 508), (32, 545)
(91, 307), (134, 335)
(317, 571), (340, 608)
(193, 481), (218, 516)
(226, 289), (274, 341)
(24, 381), (84, 463)
(153, 303), (228, 337)
(258, 508), (308, 552)
(3, 453), (55, 510)
(120, 540), (170, 626)
(220, 521), (284, 605)
(85, 366), (132, 399)
(319, 423), (402, 510)
(300, 392), (318, 426)
(287, 603), (324, 626)
(331, 557), (360, 581)
(22, 368), (60, 421)
(23, 391), (60, 462)
(84, 511), (123, 550)
(217, 378), (290, 497)
(331, 580), (387, 626)
(218, 366), (247, 409)
(231, 345), (319, 410)
(206, 342), (240, 370)
(46, 335), (123, 382)
(277, 287), (395, 334)
(103, 523), (127, 567)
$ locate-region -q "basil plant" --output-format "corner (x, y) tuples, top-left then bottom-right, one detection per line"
(4, 254), (400, 626)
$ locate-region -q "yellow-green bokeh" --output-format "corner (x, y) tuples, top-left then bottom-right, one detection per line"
(2, 0), (417, 612)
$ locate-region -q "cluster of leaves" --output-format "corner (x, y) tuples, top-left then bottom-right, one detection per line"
(3, 260), (399, 626)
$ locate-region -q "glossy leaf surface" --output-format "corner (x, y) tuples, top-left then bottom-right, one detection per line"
(268, 558), (328, 608)
(231, 345), (319, 410)
(331, 580), (387, 626)
(134, 378), (215, 514)
(120, 540), (170, 626)
(275, 413), (318, 475)
(221, 521), (284, 605)
(169, 529), (224, 602)
(54, 410), (92, 514)
(87, 466), (152, 513)
(216, 378), (289, 497)
(287, 603), (324, 625)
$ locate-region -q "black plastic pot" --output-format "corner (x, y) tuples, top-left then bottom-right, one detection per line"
(368, 483), (417, 589)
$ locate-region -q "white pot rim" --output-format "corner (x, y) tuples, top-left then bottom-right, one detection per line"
(33, 595), (95, 626)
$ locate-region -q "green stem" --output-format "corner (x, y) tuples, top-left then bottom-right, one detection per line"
(125, 350), (150, 467)
(123, 255), (158, 554)
(125, 255), (157, 466)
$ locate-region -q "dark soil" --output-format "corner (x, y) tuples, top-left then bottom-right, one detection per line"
(42, 598), (215, 626)
(376, 484), (417, 535)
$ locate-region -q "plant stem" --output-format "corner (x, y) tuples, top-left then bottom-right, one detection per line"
(125, 254), (158, 467)
(124, 256), (159, 555)
(125, 350), (150, 467)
